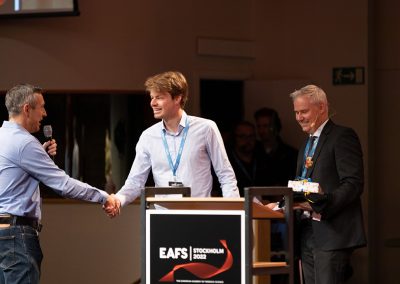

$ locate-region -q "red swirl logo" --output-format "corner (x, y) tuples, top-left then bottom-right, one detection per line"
(159, 240), (233, 282)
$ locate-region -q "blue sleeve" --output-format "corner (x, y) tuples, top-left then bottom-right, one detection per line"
(20, 140), (108, 204)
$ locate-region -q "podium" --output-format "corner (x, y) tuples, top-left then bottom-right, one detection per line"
(141, 187), (293, 284)
(244, 187), (294, 284)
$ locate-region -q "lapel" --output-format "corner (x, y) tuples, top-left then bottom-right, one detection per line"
(297, 139), (308, 177)
(305, 120), (334, 178)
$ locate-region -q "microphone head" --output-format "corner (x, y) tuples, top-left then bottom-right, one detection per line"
(43, 125), (53, 138)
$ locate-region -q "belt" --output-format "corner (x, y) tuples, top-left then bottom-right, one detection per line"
(0, 214), (42, 232)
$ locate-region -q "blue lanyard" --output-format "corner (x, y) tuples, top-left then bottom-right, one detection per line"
(303, 136), (318, 160)
(161, 118), (189, 179)
(300, 136), (318, 178)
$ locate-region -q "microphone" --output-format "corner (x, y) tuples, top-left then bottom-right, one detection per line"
(310, 114), (319, 129)
(43, 125), (54, 160)
(43, 125), (53, 141)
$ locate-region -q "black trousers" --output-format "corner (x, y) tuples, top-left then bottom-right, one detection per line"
(300, 220), (353, 284)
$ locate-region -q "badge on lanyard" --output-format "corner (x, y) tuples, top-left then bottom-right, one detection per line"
(162, 118), (189, 187)
(168, 181), (184, 187)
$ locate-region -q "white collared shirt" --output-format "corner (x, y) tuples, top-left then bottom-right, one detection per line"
(311, 119), (329, 139)
(116, 111), (239, 206)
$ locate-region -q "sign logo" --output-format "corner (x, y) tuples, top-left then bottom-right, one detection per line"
(147, 211), (244, 283)
(159, 240), (233, 282)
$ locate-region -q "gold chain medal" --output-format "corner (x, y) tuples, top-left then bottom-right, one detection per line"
(305, 156), (313, 169)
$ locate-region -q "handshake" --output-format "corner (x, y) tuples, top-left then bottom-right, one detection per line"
(103, 194), (122, 218)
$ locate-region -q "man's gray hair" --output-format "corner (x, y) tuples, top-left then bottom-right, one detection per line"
(5, 84), (43, 116)
(289, 84), (328, 105)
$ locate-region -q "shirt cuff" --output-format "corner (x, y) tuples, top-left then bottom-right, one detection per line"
(115, 193), (126, 207)
(99, 191), (110, 205)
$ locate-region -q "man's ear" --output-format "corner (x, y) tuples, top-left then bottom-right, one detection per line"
(22, 104), (30, 115)
(174, 94), (182, 105)
(319, 102), (326, 115)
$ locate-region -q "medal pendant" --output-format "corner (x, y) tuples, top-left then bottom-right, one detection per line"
(305, 157), (313, 169)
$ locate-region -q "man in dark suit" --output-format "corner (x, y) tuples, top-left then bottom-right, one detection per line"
(290, 85), (367, 284)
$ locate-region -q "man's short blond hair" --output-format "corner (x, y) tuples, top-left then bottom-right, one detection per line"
(144, 71), (188, 108)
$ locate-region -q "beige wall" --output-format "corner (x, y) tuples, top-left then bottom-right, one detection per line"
(1, 0), (399, 283)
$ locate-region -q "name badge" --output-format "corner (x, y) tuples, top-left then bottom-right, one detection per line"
(168, 181), (184, 187)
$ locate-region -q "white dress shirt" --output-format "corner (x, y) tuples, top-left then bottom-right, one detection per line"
(116, 111), (239, 206)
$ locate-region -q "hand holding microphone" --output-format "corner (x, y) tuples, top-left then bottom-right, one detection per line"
(43, 125), (57, 159)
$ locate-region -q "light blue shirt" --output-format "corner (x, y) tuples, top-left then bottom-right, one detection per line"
(116, 111), (239, 206)
(0, 121), (109, 220)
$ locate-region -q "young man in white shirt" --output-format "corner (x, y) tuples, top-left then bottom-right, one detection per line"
(106, 71), (239, 216)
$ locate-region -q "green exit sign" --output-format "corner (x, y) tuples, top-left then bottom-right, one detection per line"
(333, 67), (365, 85)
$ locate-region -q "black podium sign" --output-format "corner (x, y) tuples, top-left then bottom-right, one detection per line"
(146, 210), (245, 284)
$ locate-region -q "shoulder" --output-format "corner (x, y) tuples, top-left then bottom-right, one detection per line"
(136, 121), (163, 149)
(0, 126), (38, 150)
(189, 115), (216, 125)
(326, 121), (358, 137)
(323, 121), (361, 150)
(188, 115), (219, 131)
(141, 121), (163, 136)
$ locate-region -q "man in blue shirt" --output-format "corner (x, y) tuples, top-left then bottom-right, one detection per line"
(105, 71), (239, 217)
(0, 84), (117, 284)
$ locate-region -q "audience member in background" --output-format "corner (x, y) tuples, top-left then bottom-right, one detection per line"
(227, 121), (275, 196)
(254, 107), (298, 185)
(254, 107), (299, 284)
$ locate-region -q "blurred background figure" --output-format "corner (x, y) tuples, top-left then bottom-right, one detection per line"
(254, 107), (298, 186)
(227, 121), (275, 196)
(254, 108), (299, 283)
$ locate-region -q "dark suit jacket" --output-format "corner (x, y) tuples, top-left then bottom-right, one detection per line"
(296, 120), (367, 250)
